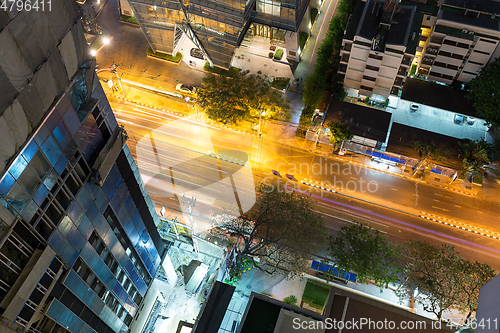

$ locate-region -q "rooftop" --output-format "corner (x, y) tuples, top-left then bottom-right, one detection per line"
(387, 123), (463, 169)
(443, 0), (500, 15)
(345, 0), (366, 41)
(401, 78), (477, 117)
(325, 99), (392, 143)
(440, 5), (500, 31)
(356, 0), (418, 48)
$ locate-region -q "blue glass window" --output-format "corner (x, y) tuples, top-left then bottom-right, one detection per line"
(77, 187), (92, 211)
(74, 127), (89, 151)
(17, 166), (40, 195)
(68, 71), (88, 115)
(70, 230), (86, 253)
(46, 111), (60, 130)
(5, 183), (29, 213)
(10, 155), (28, 179)
(43, 170), (58, 191)
(21, 140), (39, 163)
(29, 151), (51, 181)
(53, 121), (72, 151)
(48, 230), (64, 252)
(54, 155), (68, 175)
(0, 172), (15, 197)
(86, 202), (99, 223)
(34, 125), (50, 146)
(41, 135), (63, 166)
(58, 216), (74, 238)
(21, 200), (38, 221)
(63, 105), (81, 136)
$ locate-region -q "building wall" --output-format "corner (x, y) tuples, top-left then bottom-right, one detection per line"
(129, 0), (311, 69)
(0, 2), (168, 333)
(418, 15), (500, 84)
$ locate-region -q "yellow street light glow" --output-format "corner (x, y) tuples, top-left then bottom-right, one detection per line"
(90, 49), (97, 56)
(102, 37), (110, 44)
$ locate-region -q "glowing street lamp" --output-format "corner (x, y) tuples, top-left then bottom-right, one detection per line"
(90, 49), (97, 56)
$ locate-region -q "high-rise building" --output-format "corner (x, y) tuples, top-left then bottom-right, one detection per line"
(0, 2), (170, 333)
(416, 0), (500, 85)
(125, 0), (313, 69)
(339, 0), (423, 101)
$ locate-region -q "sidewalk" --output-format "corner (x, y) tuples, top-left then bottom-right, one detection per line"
(300, 134), (482, 196)
(233, 267), (463, 322)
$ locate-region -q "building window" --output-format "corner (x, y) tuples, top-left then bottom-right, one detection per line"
(360, 85), (373, 91)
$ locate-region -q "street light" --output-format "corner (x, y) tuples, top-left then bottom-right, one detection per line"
(258, 108), (266, 137)
(102, 36), (110, 45)
(90, 49), (97, 56)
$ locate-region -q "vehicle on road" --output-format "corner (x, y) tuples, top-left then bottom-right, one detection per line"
(176, 84), (197, 95)
(190, 48), (204, 60)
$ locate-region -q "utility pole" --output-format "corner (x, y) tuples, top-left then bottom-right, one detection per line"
(182, 195), (198, 253)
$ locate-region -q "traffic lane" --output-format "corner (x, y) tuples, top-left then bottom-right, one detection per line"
(260, 150), (500, 231)
(110, 99), (256, 154)
(304, 186), (500, 271)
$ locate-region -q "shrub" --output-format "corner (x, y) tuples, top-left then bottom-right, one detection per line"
(147, 47), (182, 63)
(284, 295), (298, 305)
(311, 8), (319, 23)
(204, 61), (240, 77)
(274, 48), (284, 60)
(120, 15), (139, 25)
(268, 52), (274, 58)
(299, 32), (308, 51)
(271, 77), (290, 90)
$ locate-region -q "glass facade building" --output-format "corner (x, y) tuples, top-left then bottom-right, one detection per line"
(128, 0), (311, 68)
(0, 1), (168, 333)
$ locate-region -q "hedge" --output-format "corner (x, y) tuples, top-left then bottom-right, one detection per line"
(299, 32), (308, 51)
(147, 47), (182, 63)
(203, 61), (240, 77)
(274, 48), (284, 60)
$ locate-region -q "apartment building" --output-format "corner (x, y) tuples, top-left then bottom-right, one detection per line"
(417, 0), (500, 85)
(339, 0), (423, 101)
(126, 0), (311, 69)
(0, 2), (172, 333)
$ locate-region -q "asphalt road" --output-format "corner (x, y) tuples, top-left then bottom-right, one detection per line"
(106, 95), (500, 271)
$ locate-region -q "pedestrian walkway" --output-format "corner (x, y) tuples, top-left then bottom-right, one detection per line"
(233, 267), (464, 322)
(298, 134), (482, 196)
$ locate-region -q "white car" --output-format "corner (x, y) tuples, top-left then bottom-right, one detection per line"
(176, 84), (197, 95)
(409, 103), (419, 112)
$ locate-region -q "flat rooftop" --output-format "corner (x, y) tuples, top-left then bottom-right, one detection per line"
(401, 78), (477, 117)
(325, 99), (392, 143)
(443, 0), (500, 15)
(386, 123), (462, 169)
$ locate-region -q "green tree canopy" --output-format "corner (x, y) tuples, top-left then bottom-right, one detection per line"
(328, 221), (402, 288)
(211, 183), (327, 278)
(413, 141), (452, 163)
(397, 241), (495, 319)
(467, 57), (500, 128)
(326, 120), (353, 145)
(458, 139), (490, 172)
(197, 72), (291, 124)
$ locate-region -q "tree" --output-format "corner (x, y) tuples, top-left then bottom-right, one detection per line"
(197, 72), (291, 124)
(326, 120), (353, 145)
(328, 221), (402, 288)
(467, 57), (500, 128)
(413, 141), (452, 163)
(397, 241), (461, 319)
(458, 139), (490, 172)
(455, 260), (495, 318)
(211, 183), (327, 278)
(397, 241), (495, 320)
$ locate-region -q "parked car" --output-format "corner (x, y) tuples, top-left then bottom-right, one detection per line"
(176, 84), (197, 95)
(409, 103), (419, 112)
(466, 116), (476, 126)
(190, 48), (204, 60)
(454, 114), (464, 125)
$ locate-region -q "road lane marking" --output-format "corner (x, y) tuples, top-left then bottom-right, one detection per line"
(433, 199), (440, 202)
(351, 177), (357, 180)
(391, 188), (397, 191)
(420, 212), (500, 240)
(455, 205), (461, 208)
(431, 206), (449, 212)
(477, 211), (483, 213)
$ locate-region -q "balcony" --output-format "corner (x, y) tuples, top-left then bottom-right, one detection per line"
(401, 56), (412, 66)
(429, 36), (443, 45)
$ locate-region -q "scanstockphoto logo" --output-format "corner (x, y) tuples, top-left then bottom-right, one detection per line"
(135, 118), (256, 224)
(262, 158), (379, 195)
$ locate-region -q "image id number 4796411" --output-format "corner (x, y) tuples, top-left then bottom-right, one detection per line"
(1, 0), (51, 11)
(446, 318), (498, 330)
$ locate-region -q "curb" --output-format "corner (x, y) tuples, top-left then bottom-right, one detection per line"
(419, 212), (500, 240)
